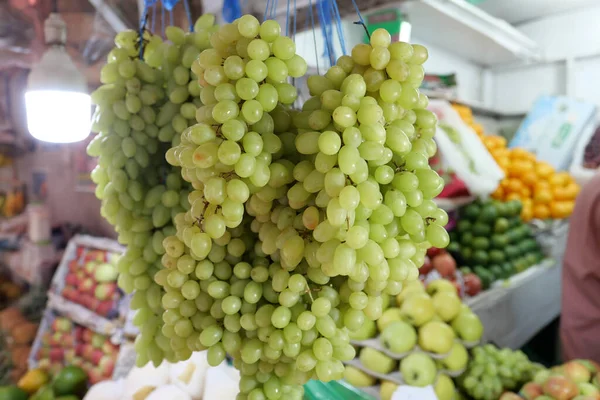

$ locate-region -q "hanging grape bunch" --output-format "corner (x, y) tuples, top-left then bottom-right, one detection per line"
(164, 14), (448, 400)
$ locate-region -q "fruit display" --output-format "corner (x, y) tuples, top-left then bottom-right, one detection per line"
(449, 199), (544, 289)
(54, 244), (122, 319)
(421, 248), (483, 298)
(0, 365), (89, 400)
(343, 280), (483, 400)
(87, 10), (449, 398)
(452, 103), (580, 221)
(33, 312), (120, 384)
(457, 344), (541, 400)
(503, 359), (600, 400)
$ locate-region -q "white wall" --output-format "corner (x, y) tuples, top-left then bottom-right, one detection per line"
(491, 4), (600, 112)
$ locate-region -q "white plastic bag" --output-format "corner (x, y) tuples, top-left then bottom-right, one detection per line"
(428, 100), (504, 198)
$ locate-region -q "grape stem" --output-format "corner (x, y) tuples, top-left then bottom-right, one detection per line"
(353, 21), (370, 39)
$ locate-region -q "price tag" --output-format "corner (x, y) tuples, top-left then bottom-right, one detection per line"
(391, 385), (438, 400)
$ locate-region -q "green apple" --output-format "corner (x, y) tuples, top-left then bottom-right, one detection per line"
(380, 380), (399, 400)
(579, 382), (600, 396)
(434, 374), (455, 400)
(432, 290), (461, 322)
(576, 359), (600, 374)
(426, 279), (457, 296)
(400, 292), (434, 327)
(564, 360), (592, 383)
(451, 310), (483, 341)
(400, 352), (437, 387)
(377, 308), (404, 332)
(396, 280), (425, 306)
(441, 342), (468, 371)
(418, 321), (455, 354)
(348, 318), (377, 341)
(343, 365), (376, 387)
(534, 369), (552, 385)
(359, 347), (396, 374)
(381, 320), (417, 354)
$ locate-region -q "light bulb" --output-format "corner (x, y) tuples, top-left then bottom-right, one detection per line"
(25, 13), (91, 143)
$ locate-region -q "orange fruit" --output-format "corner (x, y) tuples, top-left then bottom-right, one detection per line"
(550, 172), (570, 187)
(506, 192), (522, 202)
(550, 201), (575, 219)
(521, 205), (533, 222)
(533, 204), (551, 220)
(534, 188), (553, 204)
(521, 171), (537, 187)
(510, 147), (532, 160)
(553, 182), (580, 200)
(535, 162), (555, 179)
(491, 185), (504, 200)
(506, 178), (524, 194)
(521, 198), (533, 209)
(496, 157), (510, 171)
(521, 186), (532, 199)
(508, 160), (534, 178)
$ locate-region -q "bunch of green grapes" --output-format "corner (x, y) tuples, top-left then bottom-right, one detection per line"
(86, 15), (219, 366)
(458, 344), (536, 400)
(158, 19), (448, 400)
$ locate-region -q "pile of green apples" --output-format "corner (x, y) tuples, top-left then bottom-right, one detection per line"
(501, 359), (600, 400)
(342, 279), (484, 400)
(458, 344), (541, 400)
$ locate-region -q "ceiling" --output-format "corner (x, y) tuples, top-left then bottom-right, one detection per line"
(476, 0), (599, 24)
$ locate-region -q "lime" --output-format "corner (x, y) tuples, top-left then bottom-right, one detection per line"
(460, 232), (474, 245)
(495, 202), (509, 218)
(30, 385), (55, 400)
(472, 237), (490, 251)
(462, 204), (481, 221)
(456, 219), (471, 233)
(474, 268), (493, 289)
(472, 250), (489, 265)
(461, 247), (473, 262)
(525, 252), (538, 266)
(52, 366), (88, 397)
(494, 218), (510, 234)
(501, 262), (514, 278)
(446, 241), (460, 254)
(505, 245), (519, 259)
(459, 266), (472, 275)
(56, 396), (79, 400)
(490, 265), (503, 280)
(472, 223), (491, 237)
(0, 386), (28, 400)
(480, 204), (498, 223)
(509, 216), (522, 229)
(489, 249), (506, 264)
(491, 234), (508, 249)
(514, 257), (528, 272)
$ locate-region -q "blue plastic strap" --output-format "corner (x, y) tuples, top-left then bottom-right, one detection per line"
(263, 0), (271, 21)
(223, 0), (241, 23)
(331, 0), (346, 55)
(308, 0), (319, 74)
(350, 0), (366, 26)
(138, 1), (150, 59)
(183, 0), (194, 31)
(162, 0), (180, 11)
(293, 0), (297, 39)
(150, 4), (157, 32)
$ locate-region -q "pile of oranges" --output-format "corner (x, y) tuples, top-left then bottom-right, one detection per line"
(452, 104), (579, 221)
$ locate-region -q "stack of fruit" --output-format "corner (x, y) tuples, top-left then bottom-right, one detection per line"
(35, 315), (119, 384)
(420, 248), (482, 298)
(0, 288), (46, 384)
(449, 199), (544, 288)
(502, 359), (600, 400)
(0, 365), (89, 400)
(60, 247), (121, 318)
(458, 344), (541, 400)
(343, 280), (483, 400)
(0, 274), (23, 310)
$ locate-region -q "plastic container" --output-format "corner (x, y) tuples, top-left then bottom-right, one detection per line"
(28, 204), (51, 243)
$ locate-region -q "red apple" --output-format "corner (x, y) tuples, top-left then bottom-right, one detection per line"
(52, 317), (72, 333)
(520, 382), (544, 399)
(95, 282), (117, 301)
(49, 332), (63, 347)
(88, 368), (104, 385)
(91, 349), (104, 364)
(419, 257), (434, 275)
(64, 349), (76, 363)
(41, 332), (52, 346)
(102, 341), (119, 356)
(68, 260), (79, 273)
(564, 360), (592, 383)
(432, 253), (456, 277)
(62, 333), (75, 348)
(76, 246), (85, 258)
(96, 301), (113, 317)
(49, 348), (64, 362)
(427, 247), (444, 258)
(464, 273), (482, 296)
(98, 355), (115, 376)
(83, 344), (95, 360)
(80, 278), (96, 294)
(75, 343), (85, 357)
(543, 376), (579, 400)
(37, 347), (50, 358)
(72, 356), (84, 368)
(82, 328), (93, 343)
(65, 273), (78, 287)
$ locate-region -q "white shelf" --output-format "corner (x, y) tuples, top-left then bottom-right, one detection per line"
(401, 0), (541, 66)
(421, 90), (527, 118)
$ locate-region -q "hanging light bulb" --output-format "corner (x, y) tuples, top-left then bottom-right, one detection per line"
(25, 13), (91, 143)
